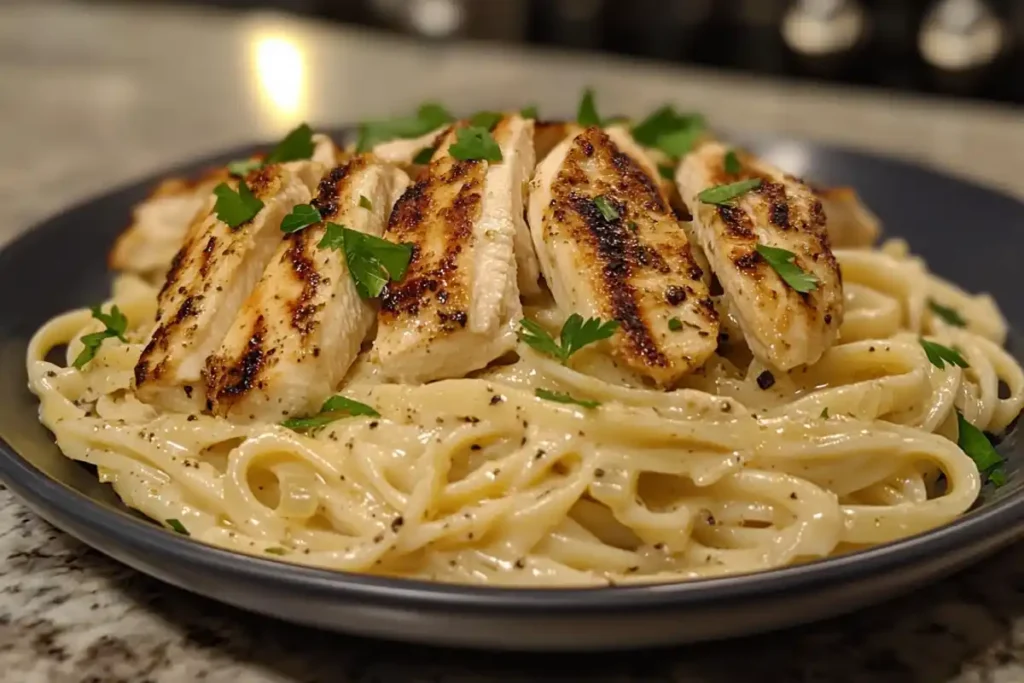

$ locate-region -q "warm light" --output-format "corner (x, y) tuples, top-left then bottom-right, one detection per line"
(251, 33), (307, 125)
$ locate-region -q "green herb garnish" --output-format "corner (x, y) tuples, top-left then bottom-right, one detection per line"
(920, 339), (969, 370)
(449, 126), (503, 162)
(724, 149), (742, 174)
(956, 410), (1005, 486)
(518, 314), (620, 364)
(820, 407), (829, 418)
(668, 318), (683, 331)
(577, 88), (601, 127)
(213, 181), (264, 228)
(359, 195), (373, 211)
(166, 519), (189, 536)
(658, 164), (675, 181)
(280, 203), (322, 234)
(535, 388), (600, 409)
(265, 547), (288, 555)
(631, 106), (705, 159)
(698, 178), (762, 206)
(469, 111), (503, 131)
(319, 223), (414, 299)
(754, 244), (819, 293)
(73, 305), (129, 369)
(593, 195), (619, 222)
(928, 300), (967, 327)
(282, 395), (381, 432)
(413, 147), (435, 165)
(227, 123), (315, 176)
(520, 105), (539, 120)
(357, 102), (454, 152)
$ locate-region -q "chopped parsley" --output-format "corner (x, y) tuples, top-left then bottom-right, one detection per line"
(213, 181), (264, 228)
(165, 519), (189, 535)
(282, 395), (381, 432)
(593, 195), (619, 222)
(357, 102), (454, 152)
(697, 178), (762, 206)
(928, 299), (967, 327)
(73, 305), (128, 369)
(449, 126), (503, 162)
(280, 203), (322, 234)
(359, 195), (373, 211)
(920, 339), (969, 370)
(413, 147), (435, 165)
(668, 317), (683, 331)
(518, 314), (620, 364)
(520, 105), (539, 119)
(956, 410), (1005, 486)
(820, 407), (829, 419)
(755, 244), (820, 293)
(577, 88), (601, 126)
(468, 110), (503, 130)
(535, 388), (600, 409)
(658, 164), (675, 181)
(631, 105), (705, 159)
(265, 547), (288, 555)
(227, 123), (315, 176)
(724, 149), (742, 174)
(319, 223), (413, 299)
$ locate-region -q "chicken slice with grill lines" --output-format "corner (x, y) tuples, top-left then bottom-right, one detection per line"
(528, 126), (719, 387)
(133, 161), (326, 413)
(204, 156), (410, 423)
(373, 115), (537, 382)
(676, 141), (844, 371)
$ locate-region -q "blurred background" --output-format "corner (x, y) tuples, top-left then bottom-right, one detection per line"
(95, 0), (1024, 104)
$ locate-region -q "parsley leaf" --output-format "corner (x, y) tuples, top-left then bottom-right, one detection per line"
(213, 181), (264, 228)
(165, 519), (189, 535)
(449, 126), (503, 162)
(724, 149), (742, 174)
(631, 106), (705, 159)
(413, 147), (434, 165)
(956, 410), (1005, 485)
(319, 223), (414, 299)
(469, 110), (503, 130)
(357, 102), (454, 152)
(928, 299), (967, 327)
(72, 305), (128, 369)
(359, 195), (373, 211)
(227, 158), (263, 178)
(227, 123), (315, 176)
(593, 195), (619, 221)
(518, 314), (620, 363)
(520, 105), (539, 119)
(658, 164), (675, 180)
(920, 339), (969, 370)
(536, 388), (601, 409)
(282, 395), (381, 432)
(265, 547), (288, 555)
(577, 88), (601, 126)
(755, 244), (819, 293)
(264, 123), (315, 165)
(820, 407), (829, 418)
(668, 317), (683, 331)
(280, 203), (322, 234)
(698, 178), (762, 206)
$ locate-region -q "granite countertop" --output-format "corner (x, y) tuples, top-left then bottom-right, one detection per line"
(3, 2), (1024, 681)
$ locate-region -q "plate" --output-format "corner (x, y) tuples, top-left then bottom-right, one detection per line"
(3, 131), (1024, 651)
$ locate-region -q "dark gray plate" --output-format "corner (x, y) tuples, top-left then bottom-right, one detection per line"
(2, 131), (1024, 652)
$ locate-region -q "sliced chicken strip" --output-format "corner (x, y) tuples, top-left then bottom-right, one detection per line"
(206, 156), (410, 422)
(528, 126), (719, 386)
(134, 162), (325, 413)
(676, 141), (843, 371)
(813, 185), (881, 248)
(371, 126), (450, 168)
(373, 117), (533, 383)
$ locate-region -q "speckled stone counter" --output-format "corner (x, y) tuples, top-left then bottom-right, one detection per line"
(2, 2), (1024, 681)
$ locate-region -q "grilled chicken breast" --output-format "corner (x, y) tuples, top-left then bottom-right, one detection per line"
(528, 126), (719, 386)
(109, 169), (227, 278)
(676, 142), (843, 371)
(813, 185), (881, 248)
(134, 162), (324, 413)
(205, 157), (410, 422)
(373, 117), (536, 382)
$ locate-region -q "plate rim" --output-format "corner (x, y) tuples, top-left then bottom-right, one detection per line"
(4, 130), (1024, 616)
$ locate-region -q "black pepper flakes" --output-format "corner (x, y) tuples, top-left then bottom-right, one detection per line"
(390, 516), (404, 533)
(489, 395), (504, 405)
(756, 370), (776, 390)
(594, 468), (606, 478)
